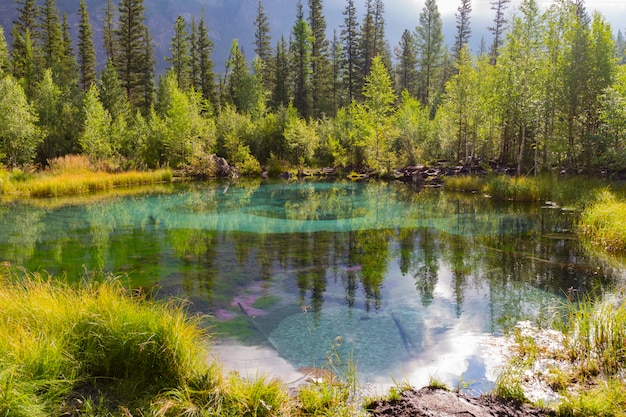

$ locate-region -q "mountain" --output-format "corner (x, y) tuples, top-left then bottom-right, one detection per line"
(0, 0), (300, 74)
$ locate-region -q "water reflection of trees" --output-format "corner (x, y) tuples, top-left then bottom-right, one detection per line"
(0, 181), (621, 329)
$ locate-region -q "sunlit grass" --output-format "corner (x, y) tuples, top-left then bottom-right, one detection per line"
(0, 155), (174, 198)
(579, 190), (626, 253)
(557, 295), (626, 378)
(443, 175), (486, 193)
(24, 169), (173, 197)
(0, 268), (363, 416)
(445, 173), (610, 204)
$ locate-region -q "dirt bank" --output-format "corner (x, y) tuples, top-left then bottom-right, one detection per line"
(366, 387), (554, 417)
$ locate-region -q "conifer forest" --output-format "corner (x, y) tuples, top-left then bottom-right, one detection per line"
(1, 0), (626, 177)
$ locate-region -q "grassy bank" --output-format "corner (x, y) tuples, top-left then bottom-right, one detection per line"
(0, 155), (173, 198)
(444, 174), (608, 204)
(579, 190), (626, 254)
(445, 173), (626, 253)
(0, 269), (361, 416)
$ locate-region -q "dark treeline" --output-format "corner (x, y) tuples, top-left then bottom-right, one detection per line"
(1, 0), (626, 175)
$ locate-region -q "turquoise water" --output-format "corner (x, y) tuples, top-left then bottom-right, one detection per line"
(0, 180), (619, 387)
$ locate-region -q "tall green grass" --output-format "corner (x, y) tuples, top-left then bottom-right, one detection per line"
(579, 190), (626, 253)
(445, 174), (609, 204)
(0, 269), (362, 416)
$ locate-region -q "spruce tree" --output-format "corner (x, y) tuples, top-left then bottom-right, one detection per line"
(99, 58), (129, 120)
(11, 0), (39, 81)
(167, 16), (191, 91)
(197, 11), (216, 106)
(395, 30), (418, 96)
(489, 0), (510, 65)
(103, 0), (117, 62)
(453, 0), (472, 61)
(60, 12), (79, 89)
(115, 0), (152, 111)
(341, 0), (358, 102)
(290, 1), (312, 118)
(137, 25), (155, 113)
(309, 0), (332, 118)
(78, 0), (97, 91)
(373, 0), (391, 70)
(254, 0), (273, 92)
(359, 0), (376, 86)
(272, 36), (289, 109)
(189, 17), (199, 90)
(39, 0), (64, 70)
(331, 30), (344, 112)
(416, 0), (444, 104)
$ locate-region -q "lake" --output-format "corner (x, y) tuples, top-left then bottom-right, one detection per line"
(0, 179), (620, 391)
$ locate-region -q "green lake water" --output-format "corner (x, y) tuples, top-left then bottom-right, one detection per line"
(0, 179), (622, 390)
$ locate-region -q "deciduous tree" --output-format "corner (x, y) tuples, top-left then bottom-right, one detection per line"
(0, 75), (42, 166)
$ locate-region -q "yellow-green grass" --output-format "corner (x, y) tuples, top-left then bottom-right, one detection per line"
(445, 174), (610, 204)
(579, 190), (626, 253)
(443, 175), (486, 193)
(20, 169), (173, 198)
(0, 269), (363, 416)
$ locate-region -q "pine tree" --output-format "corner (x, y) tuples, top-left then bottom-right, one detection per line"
(489, 0), (510, 65)
(197, 11), (216, 106)
(309, 0), (332, 118)
(254, 0), (273, 92)
(103, 0), (117, 62)
(39, 0), (64, 70)
(415, 0), (444, 105)
(341, 0), (358, 102)
(115, 0), (152, 111)
(167, 16), (191, 91)
(78, 0), (97, 91)
(453, 0), (472, 61)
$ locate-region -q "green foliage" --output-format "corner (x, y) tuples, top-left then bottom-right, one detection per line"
(0, 75), (42, 167)
(80, 85), (114, 160)
(284, 104), (319, 165)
